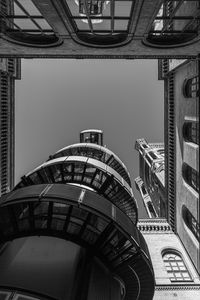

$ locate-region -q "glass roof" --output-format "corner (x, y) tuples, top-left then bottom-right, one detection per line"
(1, 0), (60, 46)
(147, 0), (200, 46)
(64, 0), (135, 46)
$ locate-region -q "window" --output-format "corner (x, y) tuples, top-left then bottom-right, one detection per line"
(182, 163), (199, 192)
(183, 121), (199, 144)
(3, 0), (61, 46)
(64, 0), (135, 47)
(146, 1), (200, 47)
(162, 250), (192, 282)
(182, 205), (200, 241)
(183, 76), (199, 98)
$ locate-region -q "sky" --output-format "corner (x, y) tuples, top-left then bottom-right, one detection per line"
(15, 59), (164, 218)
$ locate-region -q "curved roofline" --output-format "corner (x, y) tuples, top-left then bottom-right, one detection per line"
(80, 129), (103, 134)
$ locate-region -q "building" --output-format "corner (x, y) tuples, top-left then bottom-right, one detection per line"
(163, 58), (199, 276)
(134, 58), (200, 299)
(0, 57), (20, 195)
(0, 129), (155, 300)
(135, 139), (166, 218)
(138, 218), (200, 300)
(0, 0), (200, 58)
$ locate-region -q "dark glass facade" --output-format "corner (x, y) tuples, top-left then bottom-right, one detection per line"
(0, 130), (155, 300)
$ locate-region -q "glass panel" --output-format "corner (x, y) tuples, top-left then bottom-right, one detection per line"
(50, 164), (62, 183)
(75, 20), (90, 30)
(93, 20), (111, 31)
(114, 20), (128, 31)
(73, 162), (85, 182)
(51, 216), (66, 230)
(35, 19), (52, 30)
(71, 207), (88, 221)
(89, 215), (108, 232)
(28, 172), (42, 184)
(13, 19), (38, 30)
(115, 1), (132, 17)
(0, 208), (14, 235)
(68, 222), (81, 235)
(14, 3), (26, 15)
(82, 228), (99, 244)
(15, 0), (42, 15)
(63, 163), (73, 181)
(0, 292), (11, 300)
(14, 293), (40, 300)
(34, 202), (49, 216)
(35, 217), (47, 229)
(44, 167), (54, 183)
(53, 203), (69, 215)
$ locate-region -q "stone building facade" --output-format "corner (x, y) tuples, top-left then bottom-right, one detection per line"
(135, 58), (200, 299)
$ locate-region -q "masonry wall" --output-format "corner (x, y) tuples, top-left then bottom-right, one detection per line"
(173, 60), (199, 273)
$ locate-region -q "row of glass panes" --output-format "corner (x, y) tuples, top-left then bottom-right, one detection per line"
(11, 0), (52, 34)
(74, 20), (129, 31)
(0, 201), (137, 267)
(163, 252), (192, 282)
(16, 162), (136, 222)
(53, 147), (131, 185)
(67, 1), (133, 17)
(152, 0), (200, 34)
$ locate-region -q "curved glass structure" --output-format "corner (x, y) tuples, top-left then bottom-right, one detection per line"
(0, 130), (155, 300)
(62, 0), (135, 47)
(145, 0), (200, 47)
(1, 0), (62, 47)
(51, 143), (131, 186)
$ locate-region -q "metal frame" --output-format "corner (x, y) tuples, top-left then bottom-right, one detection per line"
(147, 0), (200, 46)
(14, 156), (137, 224)
(0, 0), (61, 46)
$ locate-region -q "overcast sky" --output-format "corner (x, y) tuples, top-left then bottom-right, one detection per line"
(15, 59), (164, 218)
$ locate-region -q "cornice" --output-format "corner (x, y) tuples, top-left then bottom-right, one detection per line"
(155, 284), (200, 291)
(137, 219), (173, 233)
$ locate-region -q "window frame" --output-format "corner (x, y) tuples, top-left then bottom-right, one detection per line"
(182, 121), (199, 145)
(182, 205), (200, 242)
(162, 249), (193, 282)
(183, 76), (199, 98)
(182, 163), (199, 193)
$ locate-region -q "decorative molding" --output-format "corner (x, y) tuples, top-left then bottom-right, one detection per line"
(138, 219), (173, 233)
(155, 285), (200, 291)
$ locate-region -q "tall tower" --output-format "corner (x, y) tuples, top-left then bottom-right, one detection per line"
(134, 138), (166, 218)
(0, 57), (21, 195)
(0, 129), (155, 300)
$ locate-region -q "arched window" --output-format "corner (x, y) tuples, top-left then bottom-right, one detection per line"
(183, 121), (199, 145)
(182, 205), (200, 242)
(183, 76), (199, 98)
(162, 250), (192, 282)
(182, 163), (199, 192)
